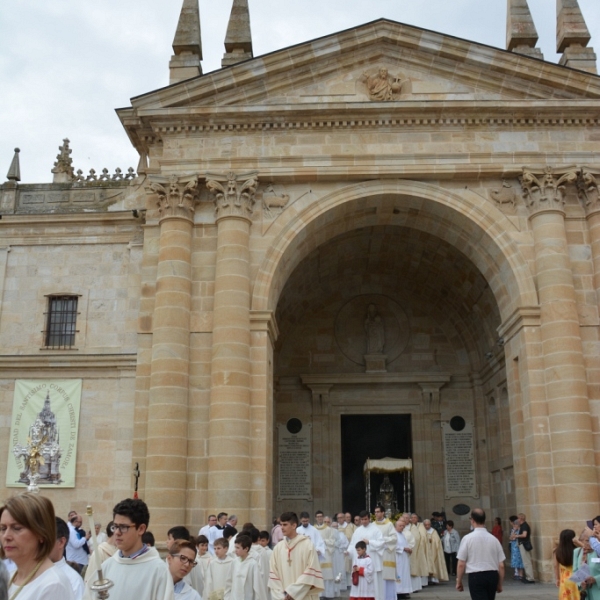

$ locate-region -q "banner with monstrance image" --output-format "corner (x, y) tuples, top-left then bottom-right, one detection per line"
(6, 379), (82, 488)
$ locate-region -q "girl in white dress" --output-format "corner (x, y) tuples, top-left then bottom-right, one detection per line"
(0, 493), (75, 600)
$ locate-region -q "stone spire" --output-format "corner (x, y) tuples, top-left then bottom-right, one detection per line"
(221, 0), (253, 68)
(557, 0), (597, 73)
(506, 0), (543, 59)
(52, 138), (75, 183)
(6, 148), (21, 182)
(169, 0), (203, 85)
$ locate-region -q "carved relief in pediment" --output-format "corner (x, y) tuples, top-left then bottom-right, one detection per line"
(360, 67), (410, 101)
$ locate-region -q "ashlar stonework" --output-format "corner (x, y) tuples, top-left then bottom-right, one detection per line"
(0, 4), (599, 584)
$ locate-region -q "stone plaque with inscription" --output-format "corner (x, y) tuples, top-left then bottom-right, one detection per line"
(277, 422), (312, 500)
(442, 420), (478, 498)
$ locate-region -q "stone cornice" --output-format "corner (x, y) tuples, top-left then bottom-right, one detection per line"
(250, 310), (279, 344)
(301, 372), (452, 387)
(0, 353), (137, 377)
(497, 305), (541, 343)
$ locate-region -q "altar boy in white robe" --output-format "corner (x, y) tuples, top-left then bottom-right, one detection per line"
(349, 511), (385, 600)
(226, 534), (266, 600)
(394, 520), (412, 599)
(84, 498), (173, 600)
(350, 541), (375, 600)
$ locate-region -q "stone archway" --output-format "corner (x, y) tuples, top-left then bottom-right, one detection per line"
(249, 179), (539, 524)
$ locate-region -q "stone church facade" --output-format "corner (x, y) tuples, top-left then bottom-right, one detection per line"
(1, 0), (599, 580)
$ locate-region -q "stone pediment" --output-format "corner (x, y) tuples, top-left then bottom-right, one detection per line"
(129, 19), (600, 113)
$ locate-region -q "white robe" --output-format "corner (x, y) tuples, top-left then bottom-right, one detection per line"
(185, 550), (209, 596)
(83, 547), (174, 600)
(175, 580), (201, 600)
(401, 527), (421, 592)
(349, 524), (385, 599)
(9, 565), (76, 600)
(268, 535), (324, 600)
(332, 528), (349, 591)
(226, 554), (267, 600)
(395, 532), (412, 594)
(374, 519), (397, 600)
(84, 541), (117, 584)
(54, 558), (85, 599)
(297, 524), (326, 557)
(204, 555), (233, 600)
(350, 555), (375, 599)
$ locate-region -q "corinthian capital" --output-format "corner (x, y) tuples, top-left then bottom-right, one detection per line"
(206, 171), (259, 221)
(146, 174), (199, 221)
(578, 168), (600, 216)
(520, 166), (578, 216)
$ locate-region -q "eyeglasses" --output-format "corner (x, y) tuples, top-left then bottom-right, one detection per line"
(172, 554), (197, 567)
(110, 524), (135, 534)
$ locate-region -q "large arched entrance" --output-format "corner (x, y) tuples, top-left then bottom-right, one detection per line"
(251, 180), (538, 522)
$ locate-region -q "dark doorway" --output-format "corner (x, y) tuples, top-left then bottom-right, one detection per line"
(341, 414), (413, 517)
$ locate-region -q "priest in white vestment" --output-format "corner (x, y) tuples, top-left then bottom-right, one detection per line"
(297, 512), (326, 558)
(422, 520), (448, 583)
(394, 520), (412, 599)
(339, 513), (355, 589)
(406, 514), (429, 586)
(373, 505), (397, 600)
(399, 516), (421, 593)
(314, 513), (337, 598)
(269, 512), (324, 600)
(349, 511), (385, 600)
(331, 520), (349, 593)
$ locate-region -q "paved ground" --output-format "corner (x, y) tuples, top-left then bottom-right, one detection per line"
(338, 576), (555, 599)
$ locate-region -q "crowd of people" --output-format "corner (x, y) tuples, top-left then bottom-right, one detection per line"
(1, 492), (599, 600)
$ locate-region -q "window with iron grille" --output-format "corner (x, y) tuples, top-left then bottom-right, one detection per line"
(44, 295), (79, 349)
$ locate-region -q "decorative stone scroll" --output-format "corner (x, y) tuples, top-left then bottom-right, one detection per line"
(578, 168), (600, 215)
(361, 68), (408, 101)
(442, 420), (478, 499)
(206, 171), (259, 221)
(146, 174), (200, 220)
(520, 166), (578, 215)
(277, 421), (312, 500)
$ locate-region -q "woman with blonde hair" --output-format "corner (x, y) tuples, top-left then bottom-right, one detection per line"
(0, 493), (74, 599)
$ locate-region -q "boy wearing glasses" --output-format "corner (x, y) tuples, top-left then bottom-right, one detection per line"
(167, 539), (201, 599)
(83, 498), (174, 600)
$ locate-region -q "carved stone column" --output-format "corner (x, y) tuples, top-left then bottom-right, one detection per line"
(206, 171), (258, 516)
(521, 167), (598, 519)
(144, 175), (199, 533)
(578, 168), (600, 306)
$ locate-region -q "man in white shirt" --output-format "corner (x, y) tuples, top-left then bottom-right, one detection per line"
(67, 514), (91, 570)
(198, 515), (217, 538)
(456, 508), (505, 600)
(51, 517), (85, 600)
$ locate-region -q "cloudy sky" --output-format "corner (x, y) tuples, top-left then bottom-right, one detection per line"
(1, 0), (599, 183)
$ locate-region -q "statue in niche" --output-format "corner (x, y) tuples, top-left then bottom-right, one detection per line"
(362, 68), (407, 101)
(365, 303), (385, 353)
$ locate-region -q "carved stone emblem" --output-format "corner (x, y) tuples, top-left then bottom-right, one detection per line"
(146, 174), (200, 220)
(206, 171), (259, 221)
(520, 166), (578, 215)
(262, 184), (290, 218)
(489, 180), (516, 208)
(361, 68), (408, 101)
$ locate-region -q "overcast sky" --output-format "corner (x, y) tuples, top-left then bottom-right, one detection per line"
(1, 0), (599, 183)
